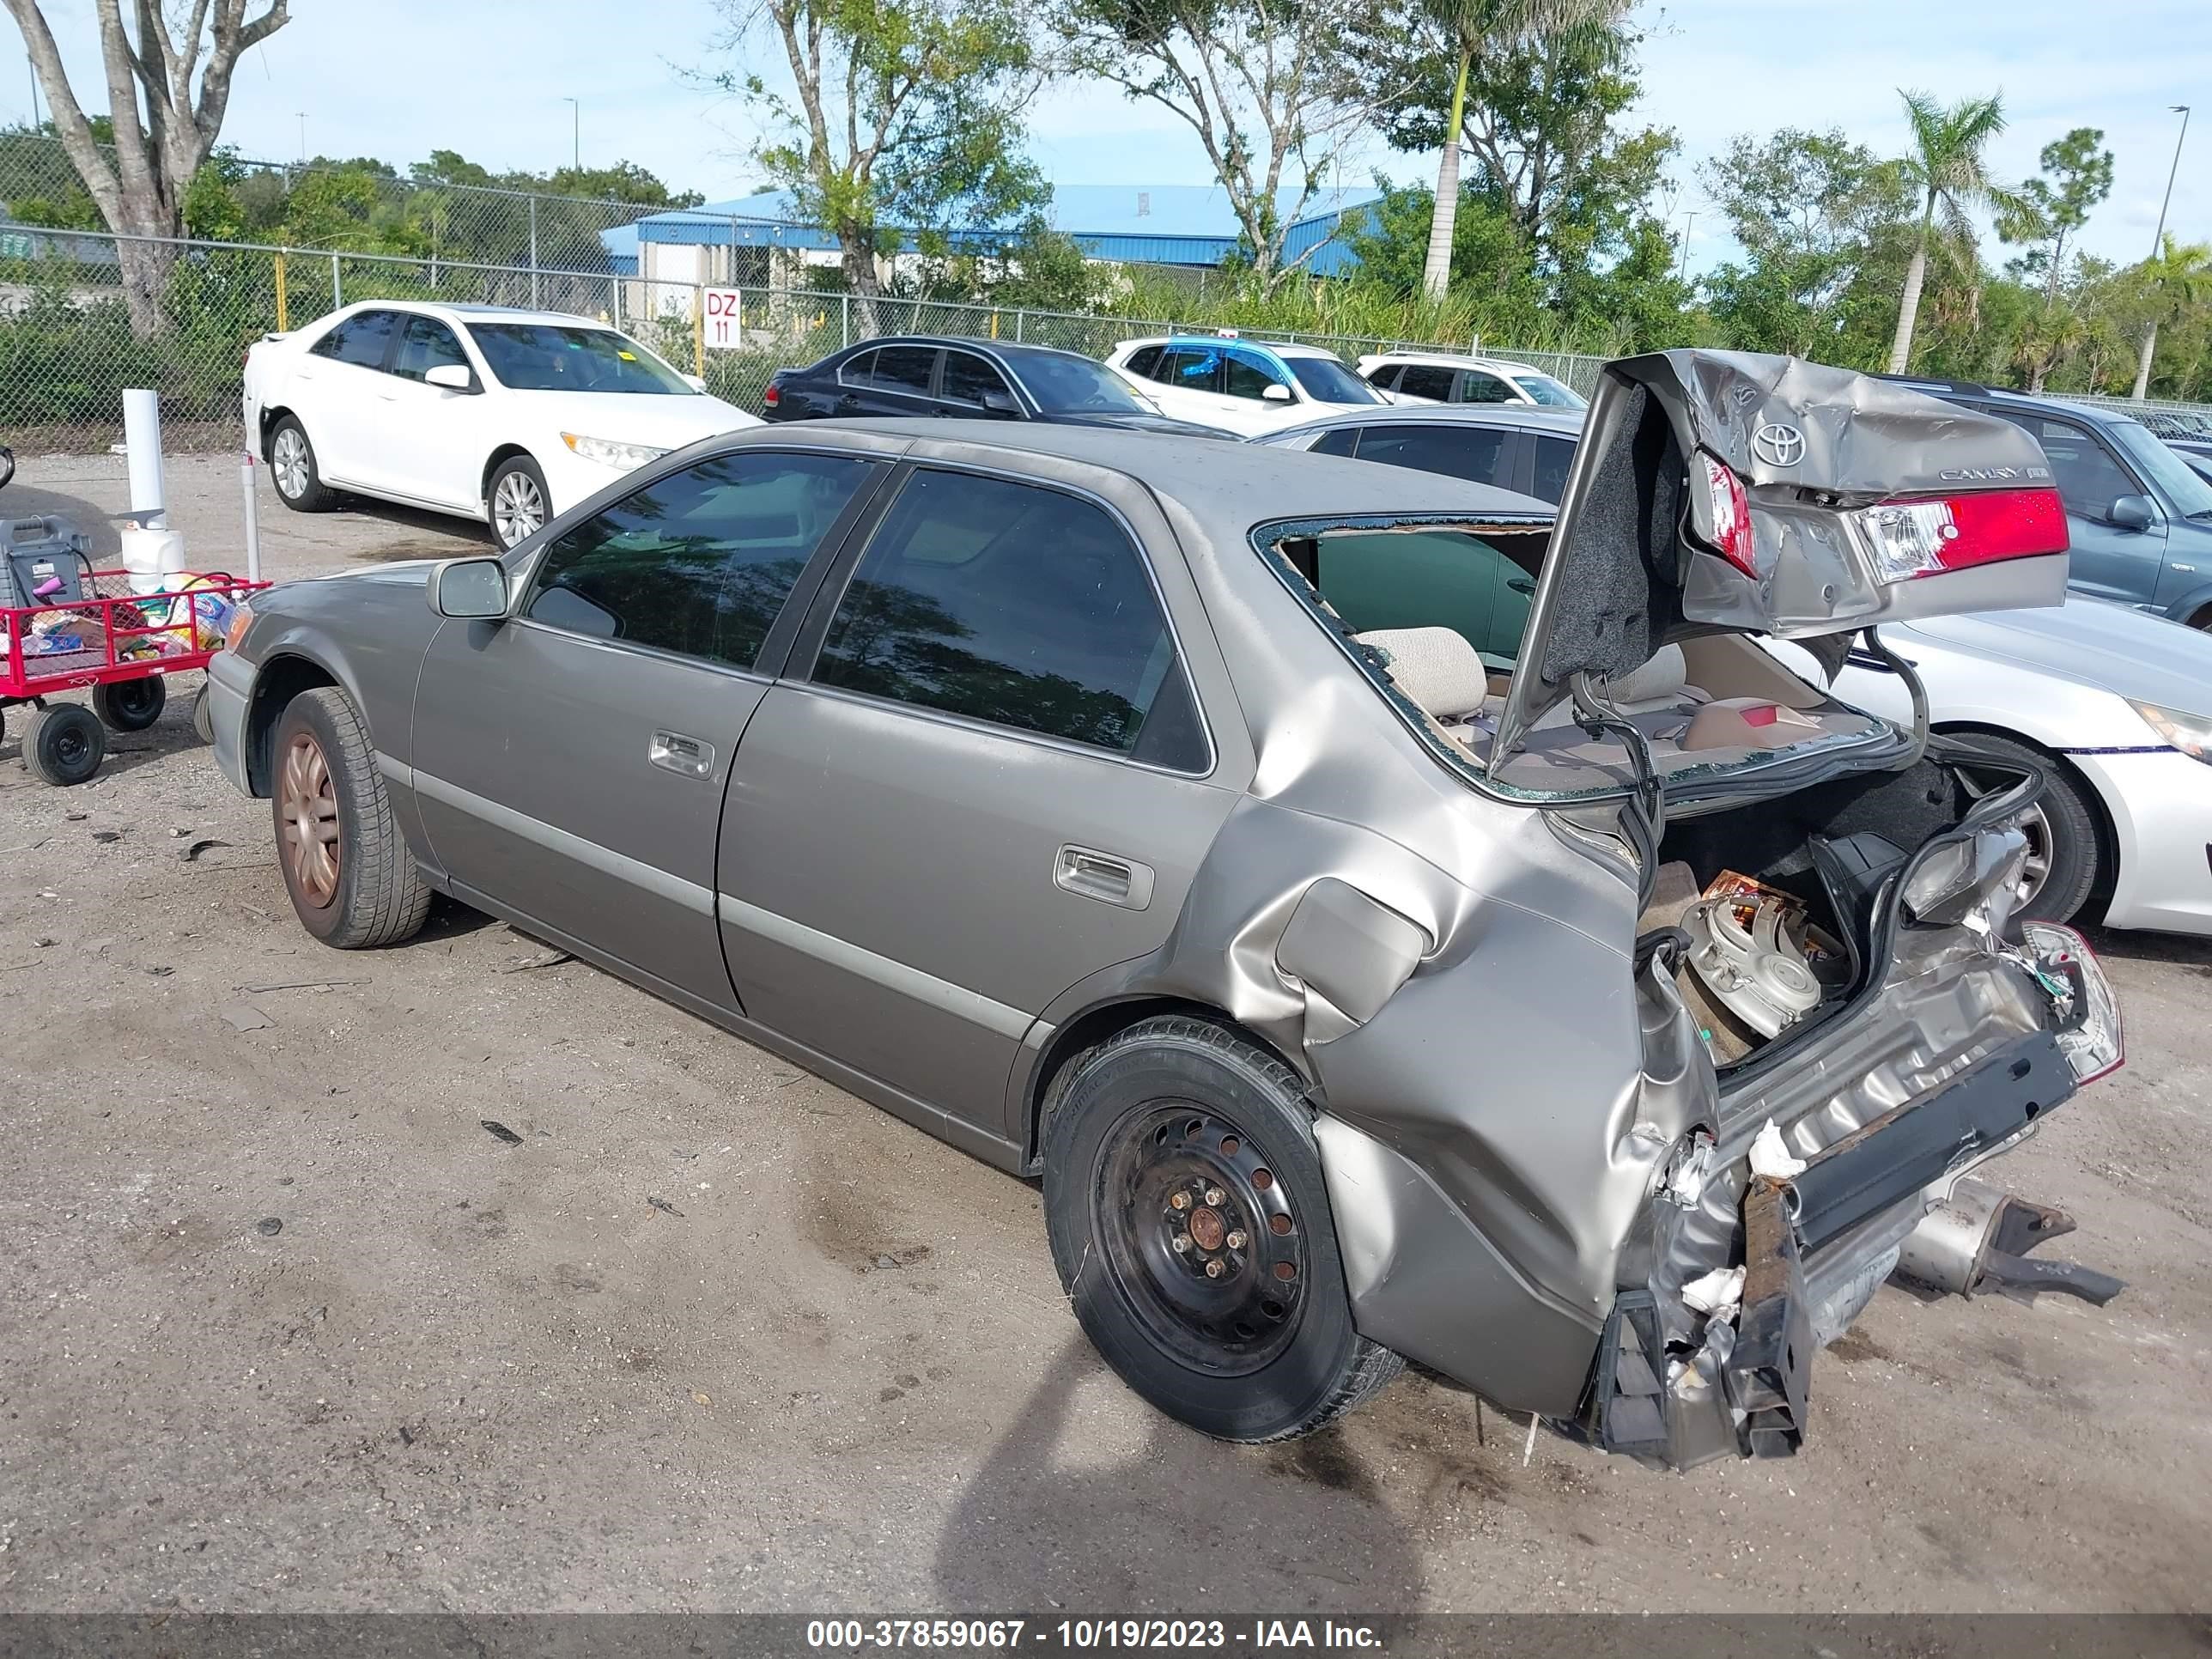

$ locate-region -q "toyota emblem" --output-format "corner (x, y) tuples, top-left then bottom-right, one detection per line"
(1752, 422), (1807, 468)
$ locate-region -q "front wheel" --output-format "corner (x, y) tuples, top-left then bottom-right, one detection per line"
(487, 455), (550, 550)
(270, 686), (433, 949)
(1042, 1017), (1403, 1443)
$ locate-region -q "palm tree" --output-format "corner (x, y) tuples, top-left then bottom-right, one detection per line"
(1416, 0), (1629, 301)
(1885, 89), (2021, 374)
(2128, 234), (2212, 399)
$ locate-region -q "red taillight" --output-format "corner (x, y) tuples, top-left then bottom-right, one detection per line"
(1700, 453), (1756, 576)
(763, 383), (781, 408)
(1852, 487), (2067, 583)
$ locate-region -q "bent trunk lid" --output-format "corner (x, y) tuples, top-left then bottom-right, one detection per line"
(1492, 349), (2069, 766)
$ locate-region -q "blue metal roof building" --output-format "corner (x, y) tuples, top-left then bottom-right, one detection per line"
(600, 184), (1382, 278)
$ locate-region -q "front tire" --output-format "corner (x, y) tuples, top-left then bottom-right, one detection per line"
(270, 687), (433, 949)
(1042, 1017), (1403, 1442)
(23, 702), (106, 786)
(92, 676), (166, 732)
(268, 416), (337, 513)
(1951, 732), (2104, 926)
(487, 455), (550, 550)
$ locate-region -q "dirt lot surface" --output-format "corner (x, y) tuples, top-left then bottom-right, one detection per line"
(4, 456), (2211, 1617)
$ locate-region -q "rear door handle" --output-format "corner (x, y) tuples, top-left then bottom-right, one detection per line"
(649, 729), (716, 778)
(1054, 844), (1154, 910)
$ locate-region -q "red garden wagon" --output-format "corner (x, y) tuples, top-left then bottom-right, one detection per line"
(3, 569), (270, 786)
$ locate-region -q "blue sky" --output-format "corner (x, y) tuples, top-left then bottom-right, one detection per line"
(9, 0), (2206, 273)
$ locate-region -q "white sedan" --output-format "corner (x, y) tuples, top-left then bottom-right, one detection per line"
(1817, 599), (2212, 936)
(244, 301), (760, 549)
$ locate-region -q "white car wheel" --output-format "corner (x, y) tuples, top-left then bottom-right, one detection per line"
(489, 459), (549, 550)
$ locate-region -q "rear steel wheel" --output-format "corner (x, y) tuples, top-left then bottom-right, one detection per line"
(1043, 1016), (1403, 1442)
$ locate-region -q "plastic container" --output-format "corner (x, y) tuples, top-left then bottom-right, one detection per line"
(118, 523), (188, 595)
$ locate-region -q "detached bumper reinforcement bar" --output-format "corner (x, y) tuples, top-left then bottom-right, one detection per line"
(1786, 1030), (2075, 1255)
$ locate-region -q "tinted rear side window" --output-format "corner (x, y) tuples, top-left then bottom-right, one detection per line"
(1533, 435), (1574, 504)
(1158, 345), (1224, 394)
(526, 453), (877, 669)
(1309, 428), (1362, 459)
(1395, 364), (1456, 401)
(868, 346), (939, 395)
(310, 311), (397, 369)
(811, 470), (1202, 766)
(1354, 424), (1514, 489)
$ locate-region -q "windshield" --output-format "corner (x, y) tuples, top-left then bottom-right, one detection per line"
(2111, 421), (2212, 520)
(1507, 372), (1586, 410)
(466, 322), (696, 395)
(1285, 356), (1385, 406)
(1018, 353), (1149, 415)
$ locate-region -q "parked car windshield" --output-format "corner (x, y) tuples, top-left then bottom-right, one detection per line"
(1018, 354), (1150, 414)
(1285, 356), (1385, 405)
(2112, 421), (2212, 520)
(1507, 372), (1586, 409)
(465, 323), (695, 395)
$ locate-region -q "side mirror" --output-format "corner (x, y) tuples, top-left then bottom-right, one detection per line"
(424, 363), (474, 392)
(428, 557), (509, 620)
(2109, 494), (2154, 532)
(979, 389), (1019, 415)
(682, 373), (708, 393)
(1261, 383), (1294, 403)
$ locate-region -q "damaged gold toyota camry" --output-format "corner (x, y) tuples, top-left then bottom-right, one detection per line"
(210, 347), (2124, 1471)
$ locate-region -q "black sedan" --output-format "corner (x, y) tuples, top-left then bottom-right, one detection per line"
(761, 337), (1229, 436)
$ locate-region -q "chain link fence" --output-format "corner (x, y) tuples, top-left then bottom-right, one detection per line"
(5, 219), (2208, 459)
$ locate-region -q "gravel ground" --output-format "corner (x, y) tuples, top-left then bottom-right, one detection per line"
(3, 455), (2210, 1616)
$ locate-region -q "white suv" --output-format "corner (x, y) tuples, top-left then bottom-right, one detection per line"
(1104, 335), (1384, 436)
(1355, 351), (1586, 410)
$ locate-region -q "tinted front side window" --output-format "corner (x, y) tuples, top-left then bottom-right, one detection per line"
(389, 316), (469, 382)
(1455, 372), (1514, 405)
(1285, 356), (1382, 404)
(1356, 424), (1514, 489)
(812, 470), (1191, 760)
(1224, 351), (1286, 401)
(1309, 428), (1362, 459)
(1123, 345), (1163, 378)
(526, 453), (876, 669)
(310, 311), (397, 369)
(941, 351), (1012, 407)
(1395, 364), (1456, 401)
(1510, 372), (1585, 409)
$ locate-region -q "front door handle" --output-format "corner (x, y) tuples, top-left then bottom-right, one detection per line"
(1054, 844), (1155, 911)
(649, 729), (716, 778)
(1507, 575), (1536, 596)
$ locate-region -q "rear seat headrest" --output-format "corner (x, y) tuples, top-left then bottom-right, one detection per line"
(1354, 627), (1488, 722)
(1606, 642), (1686, 707)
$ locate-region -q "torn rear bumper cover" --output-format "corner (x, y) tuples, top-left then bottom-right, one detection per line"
(1588, 1029), (2096, 1468)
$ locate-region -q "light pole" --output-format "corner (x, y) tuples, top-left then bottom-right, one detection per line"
(562, 98), (579, 172)
(2148, 105), (2191, 256)
(295, 111), (307, 164)
(2131, 106), (2192, 400)
(1677, 211), (1696, 285)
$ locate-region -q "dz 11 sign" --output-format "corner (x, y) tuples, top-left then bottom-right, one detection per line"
(703, 288), (743, 349)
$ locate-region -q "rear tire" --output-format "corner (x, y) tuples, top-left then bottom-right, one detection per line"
(1042, 1016), (1403, 1442)
(24, 702), (106, 786)
(268, 416), (337, 513)
(270, 686), (433, 949)
(92, 676), (166, 732)
(1950, 732), (2103, 926)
